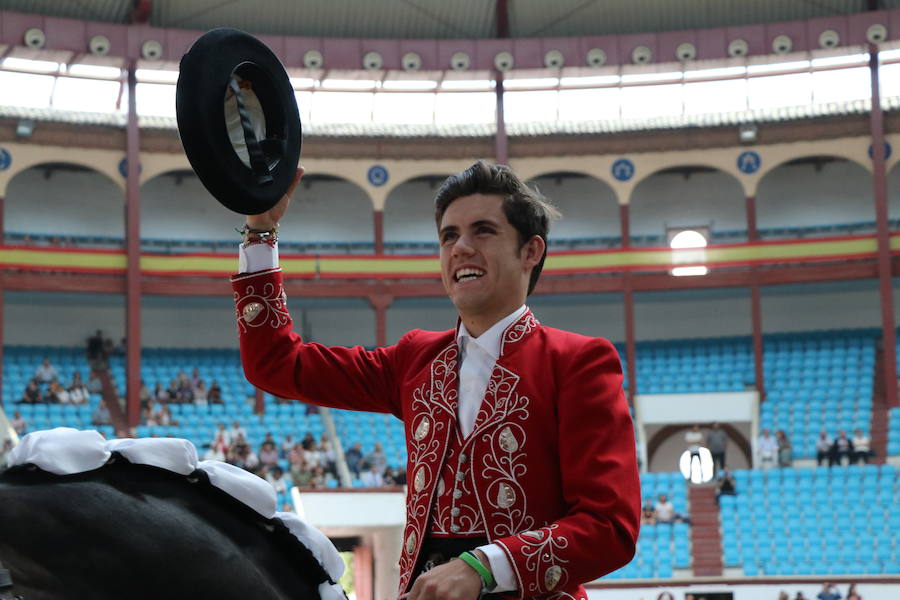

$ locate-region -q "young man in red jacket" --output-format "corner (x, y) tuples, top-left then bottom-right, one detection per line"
(232, 161), (640, 600)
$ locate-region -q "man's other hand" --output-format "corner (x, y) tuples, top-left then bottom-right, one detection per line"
(400, 557), (484, 600)
(246, 167), (304, 230)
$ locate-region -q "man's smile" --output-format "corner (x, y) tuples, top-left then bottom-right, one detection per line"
(454, 267), (486, 283)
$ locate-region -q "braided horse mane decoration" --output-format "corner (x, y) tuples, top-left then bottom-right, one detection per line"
(0, 429), (345, 600)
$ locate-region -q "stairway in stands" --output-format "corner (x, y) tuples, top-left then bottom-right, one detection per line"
(689, 484), (723, 576)
(97, 368), (127, 435)
(870, 346), (888, 465)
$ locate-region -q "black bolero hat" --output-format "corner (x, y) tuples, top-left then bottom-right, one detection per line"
(176, 28), (301, 215)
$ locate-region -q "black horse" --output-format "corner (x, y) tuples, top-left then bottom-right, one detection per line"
(0, 453), (336, 600)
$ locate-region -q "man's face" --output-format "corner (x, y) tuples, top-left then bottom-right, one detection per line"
(439, 194), (539, 320)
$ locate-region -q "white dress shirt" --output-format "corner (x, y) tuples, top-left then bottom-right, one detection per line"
(239, 243), (519, 591)
(454, 305), (526, 592)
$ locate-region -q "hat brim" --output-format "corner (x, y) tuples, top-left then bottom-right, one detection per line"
(176, 28), (301, 215)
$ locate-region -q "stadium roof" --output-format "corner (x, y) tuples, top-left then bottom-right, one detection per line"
(0, 96), (888, 138)
(1, 0), (899, 40)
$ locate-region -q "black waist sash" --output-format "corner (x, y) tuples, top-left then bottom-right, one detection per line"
(413, 536), (505, 599)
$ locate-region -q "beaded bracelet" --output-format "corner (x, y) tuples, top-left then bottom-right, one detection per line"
(236, 224), (279, 248)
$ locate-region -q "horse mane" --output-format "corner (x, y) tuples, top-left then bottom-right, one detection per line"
(0, 453), (334, 600)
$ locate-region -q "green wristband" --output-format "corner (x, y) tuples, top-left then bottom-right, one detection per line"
(458, 551), (496, 591)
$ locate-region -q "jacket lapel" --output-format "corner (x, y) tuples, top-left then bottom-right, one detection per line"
(466, 309), (540, 443)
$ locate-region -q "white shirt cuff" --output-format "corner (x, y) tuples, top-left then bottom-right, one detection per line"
(238, 242), (279, 273)
(477, 544), (517, 593)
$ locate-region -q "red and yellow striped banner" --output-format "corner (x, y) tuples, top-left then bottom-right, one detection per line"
(0, 234), (891, 279)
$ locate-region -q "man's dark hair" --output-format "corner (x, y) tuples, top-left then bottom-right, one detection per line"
(434, 160), (560, 295)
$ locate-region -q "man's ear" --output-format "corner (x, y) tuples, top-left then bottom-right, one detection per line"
(521, 235), (546, 268)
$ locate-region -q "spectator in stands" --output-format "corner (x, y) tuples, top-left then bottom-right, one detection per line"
(757, 428), (778, 469)
(816, 431), (833, 466)
(189, 368), (202, 390)
(266, 466), (291, 495)
(176, 376), (194, 404)
(360, 462), (384, 487)
(33, 357), (57, 384)
(224, 420), (247, 446)
(68, 372), (89, 405)
(817, 582), (841, 600)
(776, 430), (793, 467)
(290, 459), (313, 488)
(707, 422), (728, 472)
(392, 467), (407, 486)
(300, 432), (316, 451)
(46, 381), (69, 404)
(87, 329), (105, 363)
(164, 379), (179, 403)
(193, 381), (209, 405)
(157, 406), (175, 427)
(831, 430), (854, 467)
(259, 441), (280, 468)
(287, 441), (306, 465)
(139, 380), (152, 410)
(208, 381), (223, 404)
(87, 372), (103, 395)
(851, 429), (871, 464)
(142, 406), (158, 427)
(304, 440), (323, 470)
(205, 431), (229, 461)
(112, 337), (126, 357)
(280, 434), (295, 458)
(640, 498), (657, 525)
(654, 493), (675, 524)
(846, 583), (861, 600)
(794, 593), (808, 600)
(685, 424), (704, 480)
(92, 400), (111, 426)
(320, 439), (337, 476)
(716, 467), (737, 504)
(10, 410), (26, 436)
(656, 592), (675, 600)
(153, 382), (168, 403)
(383, 466), (404, 486)
(102, 336), (115, 359)
(778, 592), (789, 600)
(367, 442), (387, 475)
(309, 466), (327, 489)
(345, 442), (363, 477)
(20, 379), (41, 404)
(229, 440), (259, 473)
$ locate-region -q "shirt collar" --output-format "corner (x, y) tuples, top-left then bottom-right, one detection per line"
(456, 305), (527, 361)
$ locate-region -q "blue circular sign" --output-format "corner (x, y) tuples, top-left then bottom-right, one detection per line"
(737, 150), (761, 174)
(367, 164), (389, 187)
(611, 158), (635, 182)
(118, 158), (142, 178)
(0, 148), (11, 171)
(868, 142), (892, 160)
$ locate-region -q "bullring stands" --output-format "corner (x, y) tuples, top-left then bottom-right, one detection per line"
(604, 471), (691, 579)
(761, 331), (876, 458)
(720, 465), (900, 576)
(1, 345), (113, 438)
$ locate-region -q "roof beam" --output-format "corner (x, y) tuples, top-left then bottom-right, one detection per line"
(496, 0), (509, 38)
(131, 0), (153, 24)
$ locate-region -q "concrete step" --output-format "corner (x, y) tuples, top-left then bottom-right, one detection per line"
(688, 484), (724, 577)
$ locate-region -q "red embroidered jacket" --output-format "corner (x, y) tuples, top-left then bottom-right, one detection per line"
(233, 269), (640, 599)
